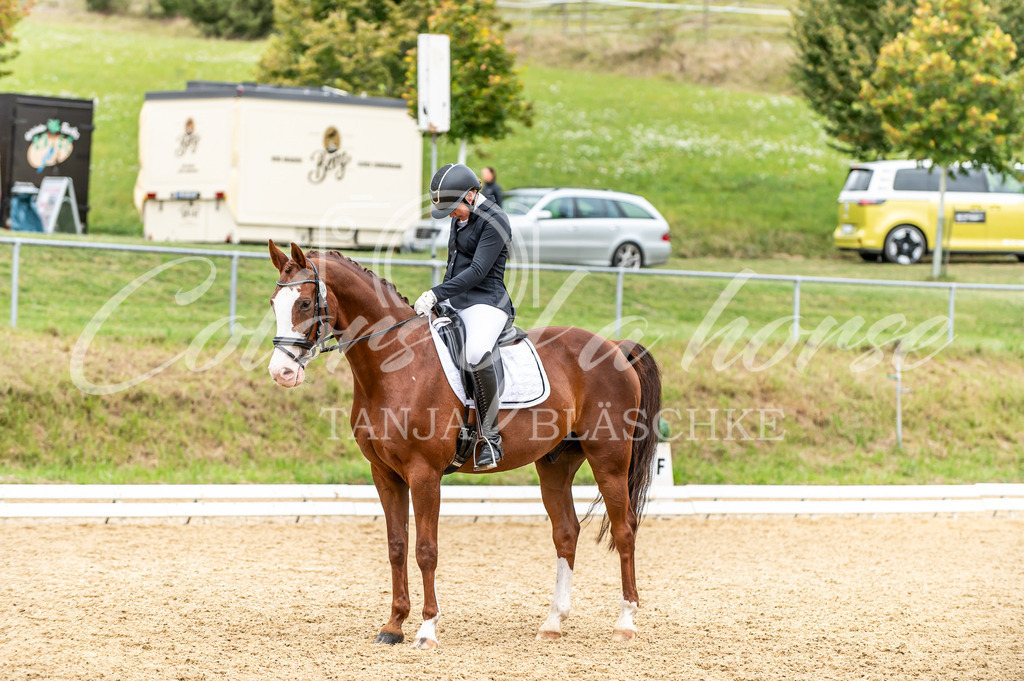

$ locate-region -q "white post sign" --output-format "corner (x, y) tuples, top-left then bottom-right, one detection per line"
(652, 442), (674, 487)
(417, 34), (451, 134)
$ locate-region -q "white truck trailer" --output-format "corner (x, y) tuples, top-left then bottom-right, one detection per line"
(135, 81), (422, 249)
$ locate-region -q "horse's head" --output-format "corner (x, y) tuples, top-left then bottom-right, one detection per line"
(267, 240), (334, 388)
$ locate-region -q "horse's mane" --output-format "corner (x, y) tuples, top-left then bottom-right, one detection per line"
(306, 250), (411, 306)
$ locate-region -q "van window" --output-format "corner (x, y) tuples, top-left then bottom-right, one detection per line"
(893, 168), (988, 193)
(986, 169), (1024, 194)
(842, 168), (873, 192)
(947, 170), (989, 192)
(893, 168), (938, 191)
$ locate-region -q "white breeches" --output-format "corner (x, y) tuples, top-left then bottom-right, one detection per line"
(456, 304), (509, 365)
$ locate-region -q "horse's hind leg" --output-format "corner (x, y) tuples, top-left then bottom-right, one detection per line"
(584, 441), (641, 642)
(535, 446), (586, 641)
(370, 464), (411, 645)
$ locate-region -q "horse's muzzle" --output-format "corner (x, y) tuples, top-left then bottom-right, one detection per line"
(269, 350), (306, 388)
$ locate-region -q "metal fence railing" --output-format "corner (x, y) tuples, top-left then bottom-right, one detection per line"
(4, 235), (1024, 343)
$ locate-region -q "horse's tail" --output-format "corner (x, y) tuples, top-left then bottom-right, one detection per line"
(596, 339), (662, 551)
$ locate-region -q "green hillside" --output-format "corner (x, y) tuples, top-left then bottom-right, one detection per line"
(4, 7), (844, 257)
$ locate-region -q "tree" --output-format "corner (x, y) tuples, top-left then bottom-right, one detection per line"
(791, 0), (1024, 160)
(862, 0), (1024, 278)
(0, 0), (27, 80)
(790, 0), (911, 159)
(257, 0), (431, 97)
(402, 0), (533, 156)
(258, 0), (532, 165)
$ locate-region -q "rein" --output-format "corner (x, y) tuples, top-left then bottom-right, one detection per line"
(272, 259), (422, 367)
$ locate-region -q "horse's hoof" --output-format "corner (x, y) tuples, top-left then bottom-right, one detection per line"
(375, 631), (404, 645)
(612, 628), (637, 642)
(413, 637), (438, 650)
(536, 630), (562, 641)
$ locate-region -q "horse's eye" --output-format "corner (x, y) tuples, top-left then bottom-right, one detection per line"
(298, 300), (312, 311)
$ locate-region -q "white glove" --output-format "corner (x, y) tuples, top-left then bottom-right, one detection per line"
(414, 290), (437, 316)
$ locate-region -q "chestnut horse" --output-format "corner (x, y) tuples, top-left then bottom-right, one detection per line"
(266, 241), (662, 648)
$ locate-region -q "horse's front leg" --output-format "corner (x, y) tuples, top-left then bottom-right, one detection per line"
(408, 465), (443, 650)
(370, 464), (411, 645)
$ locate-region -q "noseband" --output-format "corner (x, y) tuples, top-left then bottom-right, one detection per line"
(272, 260), (422, 368)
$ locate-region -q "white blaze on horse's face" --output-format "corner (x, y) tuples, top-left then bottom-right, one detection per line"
(268, 286), (306, 388)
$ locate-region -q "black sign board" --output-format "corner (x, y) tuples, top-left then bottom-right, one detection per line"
(0, 94), (93, 230)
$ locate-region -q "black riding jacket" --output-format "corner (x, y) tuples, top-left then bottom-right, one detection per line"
(430, 198), (515, 319)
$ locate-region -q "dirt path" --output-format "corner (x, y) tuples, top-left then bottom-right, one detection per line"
(2, 516), (1022, 680)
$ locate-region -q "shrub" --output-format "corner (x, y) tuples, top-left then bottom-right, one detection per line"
(179, 0), (274, 40)
(85, 0), (130, 14)
(154, 0), (186, 17)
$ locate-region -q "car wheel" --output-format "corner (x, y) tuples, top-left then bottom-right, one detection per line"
(612, 242), (643, 269)
(883, 226), (926, 265)
(859, 252), (881, 263)
(1016, 254), (1024, 263)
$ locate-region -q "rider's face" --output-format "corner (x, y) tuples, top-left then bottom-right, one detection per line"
(449, 191), (474, 220)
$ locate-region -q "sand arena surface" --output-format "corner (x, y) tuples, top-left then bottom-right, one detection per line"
(2, 515), (1022, 680)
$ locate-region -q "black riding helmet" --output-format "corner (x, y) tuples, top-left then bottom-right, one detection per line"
(429, 163), (481, 219)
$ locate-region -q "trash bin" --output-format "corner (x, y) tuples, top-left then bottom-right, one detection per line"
(10, 182), (43, 232)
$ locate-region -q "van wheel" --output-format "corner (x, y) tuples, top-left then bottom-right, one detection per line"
(883, 226), (926, 265)
(612, 242), (643, 268)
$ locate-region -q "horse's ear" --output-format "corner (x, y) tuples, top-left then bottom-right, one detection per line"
(290, 242), (310, 270)
(269, 240), (289, 273)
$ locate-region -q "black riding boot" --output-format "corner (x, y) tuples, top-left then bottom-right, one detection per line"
(471, 351), (504, 471)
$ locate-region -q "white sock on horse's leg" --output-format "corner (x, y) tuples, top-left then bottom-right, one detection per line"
(413, 615), (439, 649)
(413, 587), (440, 649)
(537, 557), (573, 639)
(612, 599), (639, 641)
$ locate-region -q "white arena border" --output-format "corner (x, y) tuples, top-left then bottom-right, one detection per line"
(2, 484), (1023, 521)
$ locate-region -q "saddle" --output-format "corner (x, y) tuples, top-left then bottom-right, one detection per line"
(432, 303), (528, 398)
(432, 303), (529, 475)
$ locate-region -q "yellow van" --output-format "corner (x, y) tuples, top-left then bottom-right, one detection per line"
(833, 160), (1024, 264)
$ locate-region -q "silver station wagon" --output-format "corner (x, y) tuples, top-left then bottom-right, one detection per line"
(408, 187), (672, 268)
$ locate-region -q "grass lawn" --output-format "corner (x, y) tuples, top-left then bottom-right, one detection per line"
(0, 236), (1022, 485)
(2, 236), (1022, 352)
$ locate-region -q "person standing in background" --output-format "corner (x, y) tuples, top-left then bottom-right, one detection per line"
(480, 166), (504, 208)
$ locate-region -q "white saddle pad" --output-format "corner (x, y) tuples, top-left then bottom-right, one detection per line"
(429, 320), (551, 409)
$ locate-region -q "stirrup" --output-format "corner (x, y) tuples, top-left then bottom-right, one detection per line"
(474, 438), (502, 471)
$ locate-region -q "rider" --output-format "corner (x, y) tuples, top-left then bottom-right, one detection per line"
(414, 163), (514, 471)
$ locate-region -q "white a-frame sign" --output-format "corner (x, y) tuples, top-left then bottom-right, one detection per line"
(35, 176), (83, 234)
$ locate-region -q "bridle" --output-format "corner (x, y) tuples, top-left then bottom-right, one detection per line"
(272, 260), (421, 368)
